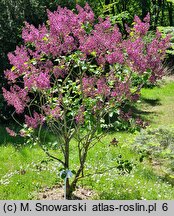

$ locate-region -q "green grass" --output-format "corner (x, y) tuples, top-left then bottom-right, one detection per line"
(0, 143), (60, 199)
(1, 131), (174, 200)
(0, 77), (174, 199)
(75, 132), (174, 200)
(138, 79), (174, 126)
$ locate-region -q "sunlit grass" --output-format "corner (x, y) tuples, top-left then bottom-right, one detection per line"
(1, 132), (174, 199)
(0, 144), (61, 199)
(75, 132), (174, 200)
(138, 79), (174, 126)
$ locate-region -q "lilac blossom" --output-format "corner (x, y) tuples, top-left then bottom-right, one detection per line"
(43, 105), (61, 119)
(6, 127), (17, 137)
(3, 4), (170, 134)
(25, 112), (45, 128)
(2, 86), (29, 114)
(75, 106), (85, 124)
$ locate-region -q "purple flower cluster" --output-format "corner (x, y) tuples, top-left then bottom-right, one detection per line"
(43, 105), (61, 119)
(135, 117), (149, 129)
(5, 4), (170, 88)
(133, 13), (150, 36)
(5, 46), (29, 82)
(119, 110), (132, 121)
(96, 78), (110, 97)
(21, 3), (94, 58)
(111, 80), (131, 102)
(82, 76), (111, 98)
(106, 50), (124, 65)
(146, 31), (171, 81)
(76, 3), (94, 24)
(124, 38), (148, 73)
(75, 105), (85, 124)
(53, 66), (67, 78)
(80, 17), (123, 65)
(82, 74), (132, 110)
(6, 127), (17, 137)
(25, 112), (45, 128)
(7, 46), (29, 73)
(82, 77), (96, 97)
(3, 3), (170, 132)
(2, 85), (29, 114)
(22, 63), (51, 90)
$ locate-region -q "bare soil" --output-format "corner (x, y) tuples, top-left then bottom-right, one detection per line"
(37, 185), (96, 200)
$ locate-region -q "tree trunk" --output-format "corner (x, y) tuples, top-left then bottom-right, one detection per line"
(122, 0), (127, 11)
(161, 0), (165, 26)
(152, 0), (157, 28)
(154, 4), (161, 28)
(167, 2), (173, 26)
(64, 164), (85, 199)
(65, 178), (71, 199)
(67, 145), (90, 199)
(141, 0), (150, 19)
(151, 0), (161, 28)
(64, 138), (71, 199)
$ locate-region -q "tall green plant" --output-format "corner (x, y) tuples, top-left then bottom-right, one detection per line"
(3, 4), (170, 199)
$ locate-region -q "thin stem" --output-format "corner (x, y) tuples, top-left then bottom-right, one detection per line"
(11, 111), (23, 127)
(37, 124), (65, 166)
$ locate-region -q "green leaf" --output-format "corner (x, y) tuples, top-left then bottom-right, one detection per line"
(11, 66), (16, 71)
(91, 51), (96, 57)
(71, 170), (76, 175)
(30, 58), (37, 65)
(42, 36), (48, 41)
(166, 0), (174, 4)
(109, 112), (113, 118)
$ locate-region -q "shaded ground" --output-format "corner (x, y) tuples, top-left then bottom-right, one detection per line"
(137, 77), (174, 126)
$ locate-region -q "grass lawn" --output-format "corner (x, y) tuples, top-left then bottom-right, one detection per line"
(0, 77), (174, 200)
(138, 78), (174, 127)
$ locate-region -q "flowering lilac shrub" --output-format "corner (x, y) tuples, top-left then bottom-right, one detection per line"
(3, 3), (170, 198)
